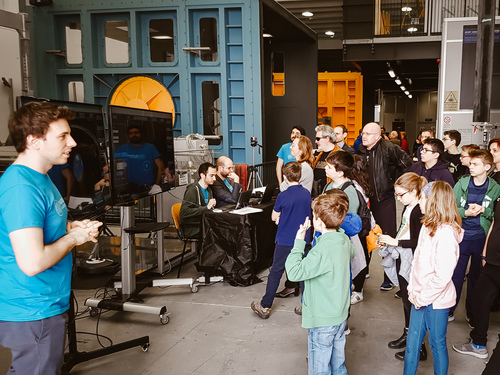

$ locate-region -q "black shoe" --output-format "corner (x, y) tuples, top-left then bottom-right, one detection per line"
(388, 328), (408, 349)
(394, 290), (402, 299)
(395, 343), (427, 361)
(275, 286), (300, 298)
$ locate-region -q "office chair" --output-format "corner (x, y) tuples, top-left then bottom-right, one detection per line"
(171, 203), (198, 278)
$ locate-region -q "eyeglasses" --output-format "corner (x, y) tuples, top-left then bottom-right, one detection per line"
(394, 191), (409, 198)
(315, 136), (328, 141)
(421, 148), (436, 154)
(443, 137), (451, 141)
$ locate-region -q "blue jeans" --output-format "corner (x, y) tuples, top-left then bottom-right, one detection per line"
(404, 305), (449, 375)
(261, 244), (293, 308)
(308, 320), (347, 375)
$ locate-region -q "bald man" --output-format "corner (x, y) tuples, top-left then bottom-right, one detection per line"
(212, 156), (244, 208)
(357, 123), (412, 290)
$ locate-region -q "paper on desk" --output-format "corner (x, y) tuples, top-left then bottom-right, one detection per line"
(230, 207), (264, 215)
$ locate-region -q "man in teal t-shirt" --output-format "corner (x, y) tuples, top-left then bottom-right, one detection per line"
(0, 102), (102, 374)
(276, 126), (306, 185)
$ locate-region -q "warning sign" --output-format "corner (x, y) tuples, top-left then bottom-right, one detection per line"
(444, 91), (459, 111)
(443, 116), (451, 124)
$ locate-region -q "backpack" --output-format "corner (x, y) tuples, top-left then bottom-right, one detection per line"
(338, 181), (372, 238)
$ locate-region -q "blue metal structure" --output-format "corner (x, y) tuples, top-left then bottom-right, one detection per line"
(25, 0), (317, 164)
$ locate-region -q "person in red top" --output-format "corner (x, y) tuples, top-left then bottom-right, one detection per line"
(401, 131), (409, 154)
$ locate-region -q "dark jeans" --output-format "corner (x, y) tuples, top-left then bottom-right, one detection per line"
(261, 244), (293, 308)
(470, 263), (500, 346)
(0, 312), (68, 375)
(371, 196), (397, 284)
(450, 236), (486, 315)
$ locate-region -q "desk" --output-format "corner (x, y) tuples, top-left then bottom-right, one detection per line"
(199, 201), (277, 286)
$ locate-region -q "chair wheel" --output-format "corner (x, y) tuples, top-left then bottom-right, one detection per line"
(160, 314), (170, 325)
(191, 285), (199, 293)
(142, 343), (150, 352)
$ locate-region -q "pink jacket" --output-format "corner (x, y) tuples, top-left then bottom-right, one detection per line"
(408, 224), (464, 309)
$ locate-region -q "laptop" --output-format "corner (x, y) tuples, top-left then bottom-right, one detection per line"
(250, 183), (277, 205)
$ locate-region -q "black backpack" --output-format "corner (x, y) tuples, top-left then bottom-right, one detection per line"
(338, 181), (372, 238)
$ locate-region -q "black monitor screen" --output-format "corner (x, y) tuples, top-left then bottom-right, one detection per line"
(17, 97), (112, 220)
(108, 105), (175, 206)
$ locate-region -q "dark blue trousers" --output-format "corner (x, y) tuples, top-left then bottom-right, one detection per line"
(261, 244), (294, 308)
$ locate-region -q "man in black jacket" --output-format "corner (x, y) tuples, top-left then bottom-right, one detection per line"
(357, 123), (413, 290)
(212, 156), (244, 208)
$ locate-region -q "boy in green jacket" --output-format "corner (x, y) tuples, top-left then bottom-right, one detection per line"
(285, 190), (355, 375)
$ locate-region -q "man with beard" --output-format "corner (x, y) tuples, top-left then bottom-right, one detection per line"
(116, 124), (164, 186)
(276, 126), (306, 185)
(211, 156), (244, 208)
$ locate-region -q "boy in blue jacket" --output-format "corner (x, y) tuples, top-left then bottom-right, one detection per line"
(286, 190), (355, 375)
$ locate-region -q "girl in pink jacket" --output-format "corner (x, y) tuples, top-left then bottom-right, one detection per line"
(404, 181), (464, 375)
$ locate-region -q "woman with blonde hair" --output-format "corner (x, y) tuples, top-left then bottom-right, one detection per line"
(404, 181), (463, 375)
(377, 172), (427, 360)
(280, 135), (314, 193)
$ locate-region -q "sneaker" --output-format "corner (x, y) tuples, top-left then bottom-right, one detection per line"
(251, 301), (270, 319)
(453, 339), (488, 359)
(448, 312), (455, 322)
(351, 291), (363, 305)
(345, 326), (351, 336)
(365, 273), (370, 279)
(394, 290), (402, 299)
(294, 305), (302, 315)
(380, 282), (394, 291)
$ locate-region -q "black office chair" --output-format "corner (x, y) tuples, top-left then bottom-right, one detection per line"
(171, 203), (198, 278)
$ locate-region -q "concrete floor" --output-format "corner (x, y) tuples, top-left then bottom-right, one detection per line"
(1, 239), (498, 375)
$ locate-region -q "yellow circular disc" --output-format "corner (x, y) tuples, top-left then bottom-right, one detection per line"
(110, 76), (175, 124)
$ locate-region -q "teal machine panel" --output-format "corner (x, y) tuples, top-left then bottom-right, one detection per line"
(25, 0), (316, 164)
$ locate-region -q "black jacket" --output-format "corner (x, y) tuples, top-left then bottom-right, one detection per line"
(211, 175), (243, 207)
(357, 139), (413, 203)
(340, 142), (355, 154)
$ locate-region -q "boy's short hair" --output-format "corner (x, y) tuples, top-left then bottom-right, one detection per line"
(9, 101), (75, 153)
(283, 161), (302, 183)
(312, 190), (349, 230)
(469, 149), (494, 169)
(423, 138), (445, 159)
(462, 144), (480, 154)
(444, 130), (461, 146)
(326, 150), (354, 176)
(198, 162), (216, 177)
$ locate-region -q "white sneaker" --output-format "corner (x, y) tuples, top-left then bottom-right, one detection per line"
(351, 291), (363, 305)
(365, 273), (370, 279)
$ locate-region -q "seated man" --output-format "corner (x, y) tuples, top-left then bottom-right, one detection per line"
(179, 162), (217, 238)
(211, 156), (243, 207)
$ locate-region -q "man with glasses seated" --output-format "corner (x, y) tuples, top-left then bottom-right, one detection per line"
(357, 122), (412, 291)
(313, 125), (340, 195)
(409, 139), (455, 187)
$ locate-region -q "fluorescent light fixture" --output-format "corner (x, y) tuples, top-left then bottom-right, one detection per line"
(404, 90), (410, 95)
(400, 86), (406, 91)
(302, 11), (314, 17)
(395, 79), (401, 85)
(408, 27), (418, 33)
(388, 69), (396, 78)
(325, 31), (335, 36)
(408, 94), (413, 99)
(152, 35), (172, 40)
(263, 33), (273, 38)
(402, 6), (412, 12)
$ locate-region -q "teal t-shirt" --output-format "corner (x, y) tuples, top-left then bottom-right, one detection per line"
(0, 165), (70, 321)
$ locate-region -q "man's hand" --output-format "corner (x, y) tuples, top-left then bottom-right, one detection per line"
(465, 203), (483, 217)
(228, 172), (240, 184)
(207, 198), (217, 209)
(295, 217), (311, 241)
(68, 220), (102, 245)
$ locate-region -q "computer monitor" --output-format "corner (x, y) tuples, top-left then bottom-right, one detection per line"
(108, 105), (175, 206)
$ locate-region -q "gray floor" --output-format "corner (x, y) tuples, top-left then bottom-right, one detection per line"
(1, 240), (498, 375)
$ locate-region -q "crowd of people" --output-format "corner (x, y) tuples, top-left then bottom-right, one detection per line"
(245, 123), (499, 375)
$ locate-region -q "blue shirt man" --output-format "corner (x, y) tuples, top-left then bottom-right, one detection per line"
(276, 126), (306, 185)
(0, 102), (101, 374)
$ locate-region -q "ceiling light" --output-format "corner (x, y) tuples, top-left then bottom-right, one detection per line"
(408, 27), (418, 33)
(408, 94), (413, 99)
(325, 31), (335, 37)
(152, 35), (173, 40)
(395, 78), (401, 85)
(400, 86), (406, 91)
(263, 33), (273, 38)
(302, 11), (313, 17)
(404, 90), (409, 95)
(388, 69), (396, 78)
(402, 6), (412, 12)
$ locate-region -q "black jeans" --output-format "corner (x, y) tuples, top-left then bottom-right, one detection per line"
(470, 263), (500, 346)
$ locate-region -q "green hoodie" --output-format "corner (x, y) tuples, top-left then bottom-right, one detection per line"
(285, 230), (355, 329)
(453, 175), (500, 236)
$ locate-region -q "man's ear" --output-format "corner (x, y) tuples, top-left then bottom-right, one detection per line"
(26, 135), (40, 150)
(485, 164), (491, 171)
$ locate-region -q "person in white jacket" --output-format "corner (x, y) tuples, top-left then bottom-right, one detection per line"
(404, 181), (464, 375)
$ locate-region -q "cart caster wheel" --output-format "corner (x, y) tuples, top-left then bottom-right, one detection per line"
(141, 343), (150, 352)
(160, 314), (170, 325)
(191, 285), (199, 293)
(89, 307), (98, 317)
